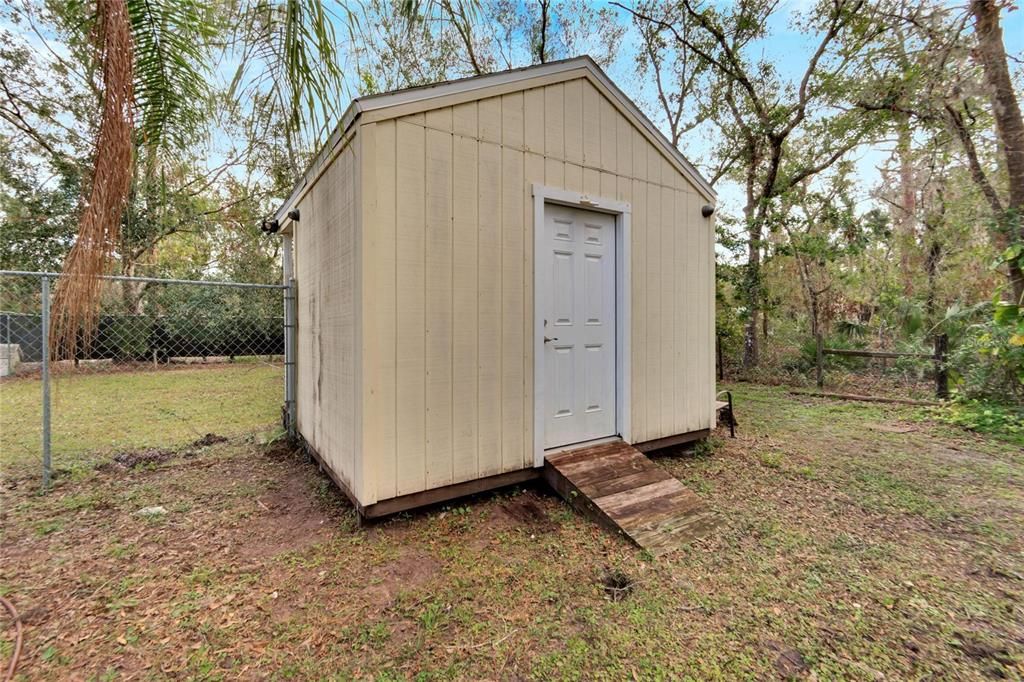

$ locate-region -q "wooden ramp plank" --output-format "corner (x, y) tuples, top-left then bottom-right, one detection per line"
(543, 440), (717, 556)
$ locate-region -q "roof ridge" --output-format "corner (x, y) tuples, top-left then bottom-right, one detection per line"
(274, 56), (715, 222)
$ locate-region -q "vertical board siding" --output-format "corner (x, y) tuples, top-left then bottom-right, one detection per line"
(564, 162), (583, 193)
(452, 128), (479, 484)
(645, 146), (663, 439)
(582, 80), (600, 166)
(395, 121), (427, 495)
(477, 140), (503, 477)
(295, 144), (357, 493)
(356, 76), (714, 502)
(425, 125), (454, 488)
(631, 178), (647, 439)
(501, 145), (526, 472)
(543, 83), (564, 160)
(502, 92), (524, 149)
(705, 200), (717, 427)
(599, 95), (617, 172)
(563, 79), (583, 165)
(364, 121), (398, 502)
(524, 88), (545, 153)
(659, 184), (674, 434)
(478, 96), (502, 143)
(674, 187), (688, 435)
(524, 151), (544, 472)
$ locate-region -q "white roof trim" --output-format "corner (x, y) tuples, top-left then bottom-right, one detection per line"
(274, 56), (715, 222)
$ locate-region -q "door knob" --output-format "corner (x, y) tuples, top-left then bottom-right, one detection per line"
(544, 336), (558, 343)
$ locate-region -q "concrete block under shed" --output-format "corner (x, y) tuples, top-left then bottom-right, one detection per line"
(0, 343), (22, 377)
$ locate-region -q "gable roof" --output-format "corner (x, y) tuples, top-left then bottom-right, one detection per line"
(274, 56), (715, 223)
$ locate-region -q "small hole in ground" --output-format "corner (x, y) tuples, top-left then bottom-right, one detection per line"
(601, 567), (634, 602)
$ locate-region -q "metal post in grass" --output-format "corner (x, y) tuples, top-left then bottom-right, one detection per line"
(286, 278), (297, 437)
(40, 274), (51, 490)
(282, 233), (297, 438)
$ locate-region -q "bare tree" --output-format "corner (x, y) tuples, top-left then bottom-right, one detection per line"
(857, 0), (1022, 305)
(618, 0), (880, 368)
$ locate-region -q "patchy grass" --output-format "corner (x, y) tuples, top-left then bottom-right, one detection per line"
(1, 382), (1022, 679)
(917, 399), (1024, 445)
(0, 363), (282, 479)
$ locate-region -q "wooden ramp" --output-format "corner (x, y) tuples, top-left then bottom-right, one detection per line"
(544, 440), (718, 556)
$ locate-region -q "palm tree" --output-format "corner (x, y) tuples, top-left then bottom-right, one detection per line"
(51, 0), (349, 358)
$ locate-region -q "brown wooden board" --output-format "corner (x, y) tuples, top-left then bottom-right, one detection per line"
(362, 469), (540, 519)
(304, 434), (542, 520)
(544, 439), (717, 556)
(633, 429), (710, 453)
(788, 390), (942, 407)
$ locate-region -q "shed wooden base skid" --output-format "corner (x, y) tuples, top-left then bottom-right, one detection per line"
(360, 470), (541, 519)
(544, 438), (717, 556)
(299, 437), (540, 520)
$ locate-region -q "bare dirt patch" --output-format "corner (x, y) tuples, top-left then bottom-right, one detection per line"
(110, 448), (175, 469)
(489, 490), (559, 532)
(189, 433), (230, 448)
(97, 433), (233, 473)
(235, 466), (337, 560)
(364, 551), (443, 610)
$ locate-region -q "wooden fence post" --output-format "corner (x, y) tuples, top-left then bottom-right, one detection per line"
(934, 333), (949, 400)
(815, 332), (824, 389)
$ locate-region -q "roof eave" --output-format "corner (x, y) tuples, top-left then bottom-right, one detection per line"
(272, 100), (364, 224)
(272, 56), (716, 225)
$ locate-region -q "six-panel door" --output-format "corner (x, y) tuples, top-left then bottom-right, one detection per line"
(542, 204), (617, 448)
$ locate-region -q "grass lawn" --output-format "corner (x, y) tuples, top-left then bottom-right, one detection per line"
(1, 383), (1022, 679)
(0, 363), (283, 480)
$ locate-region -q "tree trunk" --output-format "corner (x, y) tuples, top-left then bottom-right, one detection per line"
(896, 116), (916, 295)
(924, 186), (948, 399)
(742, 168), (761, 369)
(762, 283), (769, 341)
(120, 262), (146, 315)
(971, 0), (1024, 304)
(537, 0), (550, 64)
(743, 235), (762, 369)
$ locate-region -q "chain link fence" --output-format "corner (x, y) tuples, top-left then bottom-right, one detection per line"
(0, 271), (295, 488)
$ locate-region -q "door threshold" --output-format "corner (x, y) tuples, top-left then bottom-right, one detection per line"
(543, 435), (622, 460)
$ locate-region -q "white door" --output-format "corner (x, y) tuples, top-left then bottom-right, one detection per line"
(541, 203), (617, 448)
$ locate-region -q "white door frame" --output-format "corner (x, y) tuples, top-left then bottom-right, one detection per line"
(532, 183), (631, 467)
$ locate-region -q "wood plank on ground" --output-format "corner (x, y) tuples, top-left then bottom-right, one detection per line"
(544, 440), (717, 556)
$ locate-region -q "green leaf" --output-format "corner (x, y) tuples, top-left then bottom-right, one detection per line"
(1002, 243), (1024, 264)
(993, 303), (1019, 326)
(126, 0), (216, 155)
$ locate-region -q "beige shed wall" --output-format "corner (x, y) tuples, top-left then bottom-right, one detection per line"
(359, 76), (714, 505)
(294, 139), (362, 500)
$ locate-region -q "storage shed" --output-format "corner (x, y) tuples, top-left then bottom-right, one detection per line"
(273, 56), (717, 519)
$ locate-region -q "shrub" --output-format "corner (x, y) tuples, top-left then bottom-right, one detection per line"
(946, 319), (1024, 403)
(921, 398), (1024, 440)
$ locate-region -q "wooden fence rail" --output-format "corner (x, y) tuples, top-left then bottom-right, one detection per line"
(815, 333), (949, 399)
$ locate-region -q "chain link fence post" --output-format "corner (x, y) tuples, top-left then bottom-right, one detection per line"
(2, 270), (287, 485)
(281, 231), (296, 438)
(40, 274), (51, 490)
(285, 277), (297, 438)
